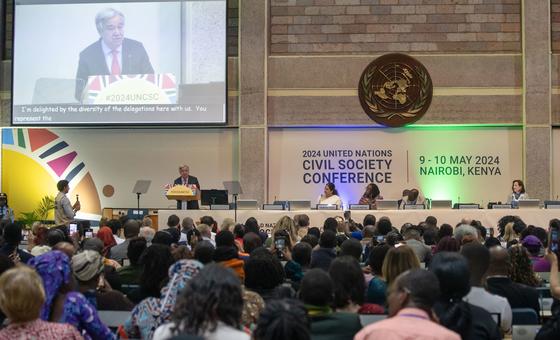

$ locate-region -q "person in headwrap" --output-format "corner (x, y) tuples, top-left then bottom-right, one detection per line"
(213, 230), (245, 281)
(96, 226), (117, 257)
(28, 250), (115, 340)
(82, 238), (122, 291)
(124, 259), (204, 339)
(83, 238), (121, 269)
(72, 250), (134, 311)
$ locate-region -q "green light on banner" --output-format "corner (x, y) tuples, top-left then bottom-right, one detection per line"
(405, 124), (522, 131)
(403, 125), (518, 204)
(418, 176), (462, 204)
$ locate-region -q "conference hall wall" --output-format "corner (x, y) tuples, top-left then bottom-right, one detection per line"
(1, 128), (238, 221)
(268, 127), (522, 208)
(554, 128), (560, 200)
(3, 1), (559, 220)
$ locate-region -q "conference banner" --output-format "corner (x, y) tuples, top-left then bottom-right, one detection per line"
(268, 127), (523, 207)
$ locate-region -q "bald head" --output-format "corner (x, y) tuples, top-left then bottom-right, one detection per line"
(140, 226), (155, 243)
(487, 246), (510, 276)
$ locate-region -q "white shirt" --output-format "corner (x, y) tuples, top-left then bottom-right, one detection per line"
(317, 194), (342, 209)
(114, 235), (125, 245)
(153, 321), (249, 340)
(507, 192), (529, 208)
(179, 232), (187, 244)
(101, 40), (122, 74)
(463, 286), (512, 332)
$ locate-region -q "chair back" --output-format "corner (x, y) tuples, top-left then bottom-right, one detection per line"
(489, 312), (501, 328)
(512, 308), (539, 325)
(512, 325), (540, 340)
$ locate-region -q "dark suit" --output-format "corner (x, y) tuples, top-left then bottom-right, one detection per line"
(174, 175), (200, 209)
(486, 276), (541, 317)
(75, 38), (154, 100)
(433, 302), (501, 340)
(310, 247), (336, 272)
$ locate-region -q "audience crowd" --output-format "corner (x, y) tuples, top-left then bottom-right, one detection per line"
(0, 212), (560, 339)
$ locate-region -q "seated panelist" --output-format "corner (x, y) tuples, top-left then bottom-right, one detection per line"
(507, 179), (528, 208)
(317, 182), (342, 209)
(359, 183), (383, 208)
(399, 188), (425, 209)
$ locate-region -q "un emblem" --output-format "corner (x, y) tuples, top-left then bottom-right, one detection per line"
(359, 53), (433, 127)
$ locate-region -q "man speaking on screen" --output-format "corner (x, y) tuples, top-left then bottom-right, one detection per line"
(75, 8), (154, 101)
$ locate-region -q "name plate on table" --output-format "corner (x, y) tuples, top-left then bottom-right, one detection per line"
(349, 204), (370, 210)
(430, 200), (452, 209)
(377, 200), (399, 210)
(210, 204), (230, 210)
(458, 204), (479, 209)
(317, 204), (338, 210)
(236, 199), (258, 210)
(84, 74), (177, 104)
(404, 204), (425, 210)
(492, 204), (513, 209)
(263, 204), (284, 210)
(518, 199), (540, 209)
(545, 201), (560, 209)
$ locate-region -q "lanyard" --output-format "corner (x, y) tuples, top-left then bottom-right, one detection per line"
(399, 313), (429, 320)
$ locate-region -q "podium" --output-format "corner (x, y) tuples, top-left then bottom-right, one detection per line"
(165, 185), (200, 210)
